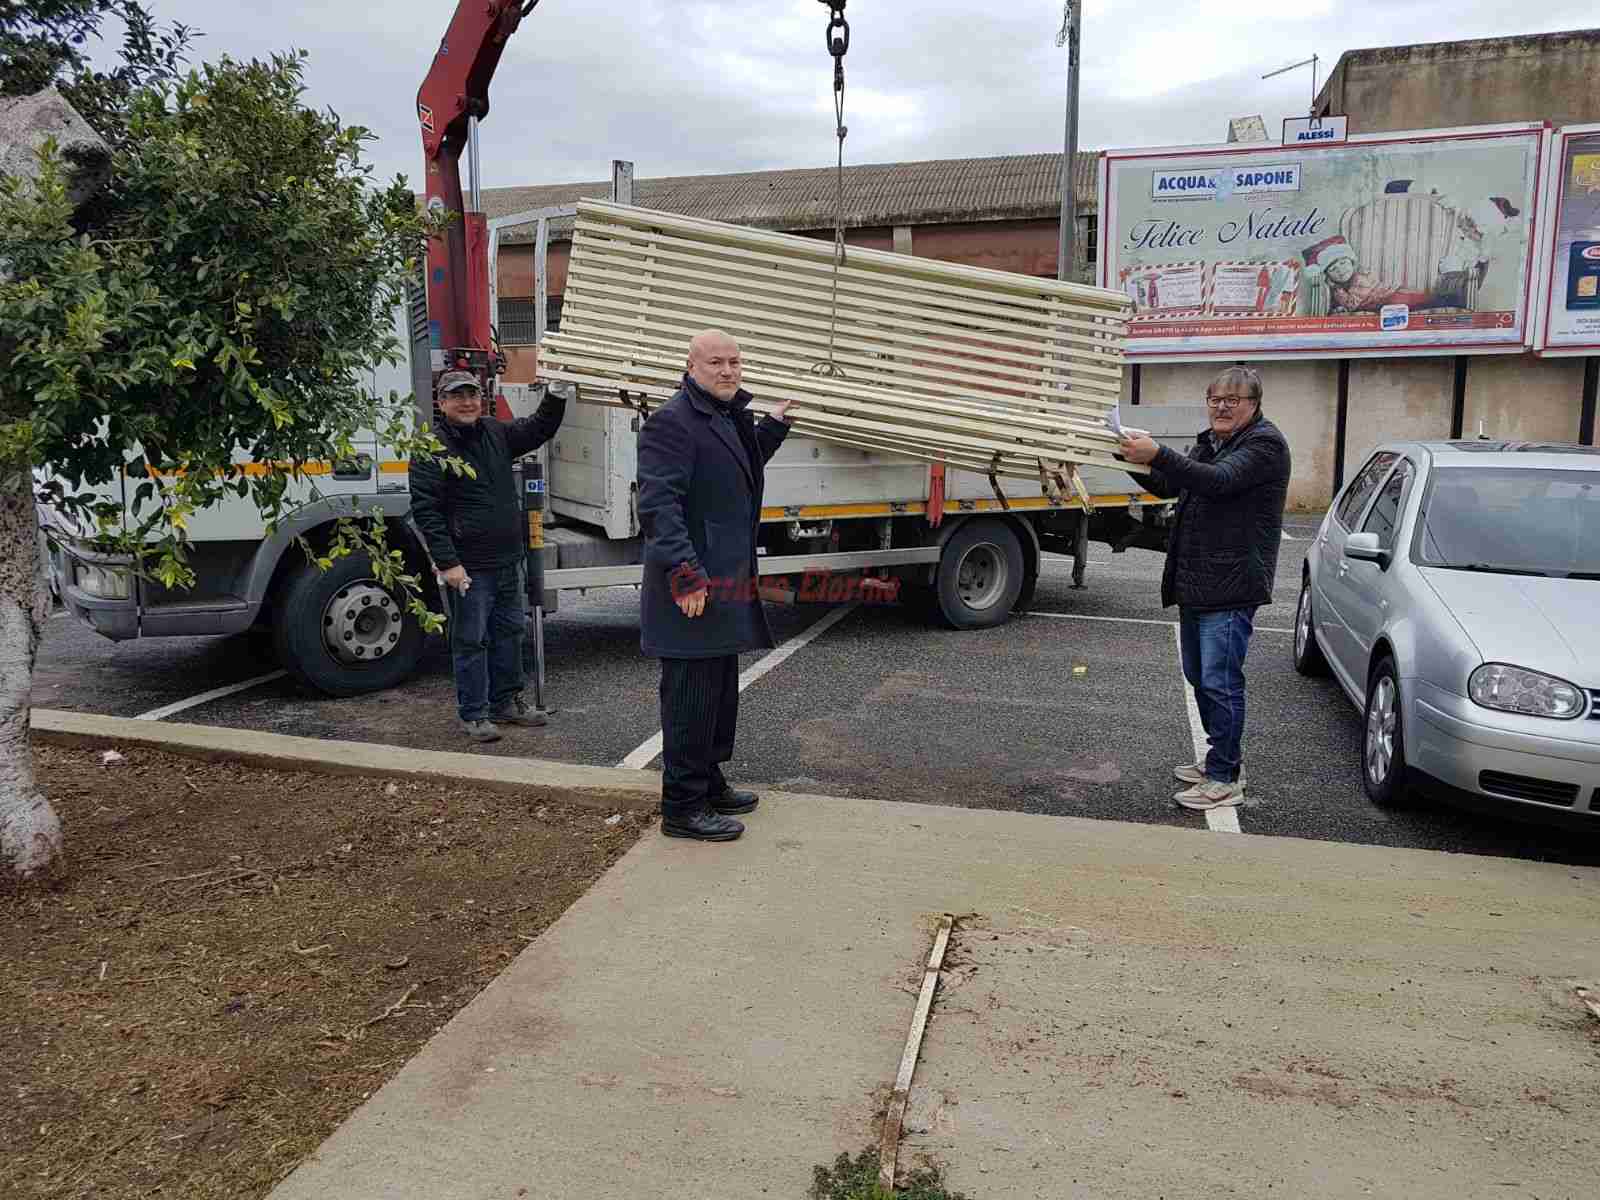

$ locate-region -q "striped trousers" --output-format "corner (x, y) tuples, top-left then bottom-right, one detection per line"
(658, 655), (739, 816)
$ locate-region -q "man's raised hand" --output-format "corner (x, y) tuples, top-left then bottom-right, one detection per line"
(1118, 432), (1160, 466)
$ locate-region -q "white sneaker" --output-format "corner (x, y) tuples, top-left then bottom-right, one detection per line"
(1174, 761), (1246, 785)
(1174, 780), (1245, 810)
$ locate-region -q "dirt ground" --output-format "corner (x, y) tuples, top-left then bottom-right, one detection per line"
(1, 744), (646, 1200)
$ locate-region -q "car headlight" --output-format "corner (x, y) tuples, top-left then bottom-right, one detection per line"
(1468, 663), (1586, 720)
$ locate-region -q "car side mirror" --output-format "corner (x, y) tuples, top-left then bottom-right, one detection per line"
(1344, 531), (1389, 568)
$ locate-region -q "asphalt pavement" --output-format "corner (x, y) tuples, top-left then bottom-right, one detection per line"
(32, 516), (1600, 866)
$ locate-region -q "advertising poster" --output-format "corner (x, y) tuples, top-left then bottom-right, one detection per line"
(1099, 127), (1545, 358)
(1537, 124), (1600, 354)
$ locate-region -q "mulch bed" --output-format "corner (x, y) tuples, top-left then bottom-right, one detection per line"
(1, 744), (647, 1199)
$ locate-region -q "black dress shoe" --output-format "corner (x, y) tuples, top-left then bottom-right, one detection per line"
(661, 806), (744, 841)
(710, 787), (759, 815)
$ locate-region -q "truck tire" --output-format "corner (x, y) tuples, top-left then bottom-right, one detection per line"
(932, 517), (1025, 630)
(1012, 556), (1040, 614)
(272, 553), (423, 697)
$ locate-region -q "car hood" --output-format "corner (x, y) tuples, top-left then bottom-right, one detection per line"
(1420, 569), (1600, 684)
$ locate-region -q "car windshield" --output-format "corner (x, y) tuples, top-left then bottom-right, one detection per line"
(1416, 467), (1600, 578)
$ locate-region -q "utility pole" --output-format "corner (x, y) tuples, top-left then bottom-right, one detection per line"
(1055, 0), (1081, 283)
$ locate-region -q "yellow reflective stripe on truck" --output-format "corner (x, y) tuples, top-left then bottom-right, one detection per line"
(141, 460), (415, 479)
(758, 494), (1164, 521)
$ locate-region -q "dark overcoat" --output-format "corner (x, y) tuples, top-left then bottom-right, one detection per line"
(637, 376), (790, 658)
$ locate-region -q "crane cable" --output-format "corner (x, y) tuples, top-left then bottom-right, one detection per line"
(811, 0), (851, 380)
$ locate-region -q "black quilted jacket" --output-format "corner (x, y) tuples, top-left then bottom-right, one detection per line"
(1137, 412), (1291, 612)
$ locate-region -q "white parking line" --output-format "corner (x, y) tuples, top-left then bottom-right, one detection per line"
(1025, 611), (1293, 635)
(617, 602), (861, 770)
(132, 670), (288, 722)
(1172, 625), (1243, 834)
(1281, 531), (1296, 541)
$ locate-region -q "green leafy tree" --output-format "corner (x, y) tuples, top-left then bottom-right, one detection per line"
(1, 38), (444, 880)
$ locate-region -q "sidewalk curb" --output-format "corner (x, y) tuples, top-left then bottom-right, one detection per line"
(29, 708), (660, 813)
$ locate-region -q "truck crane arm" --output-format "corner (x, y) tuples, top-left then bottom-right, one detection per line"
(416, 0), (537, 399)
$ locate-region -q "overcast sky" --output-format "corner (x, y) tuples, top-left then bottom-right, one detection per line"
(95, 2), (1596, 190)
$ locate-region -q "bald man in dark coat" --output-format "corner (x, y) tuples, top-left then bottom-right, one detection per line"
(636, 330), (792, 841)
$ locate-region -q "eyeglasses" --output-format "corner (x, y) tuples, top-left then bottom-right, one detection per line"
(1205, 395), (1251, 410)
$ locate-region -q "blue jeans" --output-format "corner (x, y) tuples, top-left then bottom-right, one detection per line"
(1178, 606), (1256, 784)
(448, 562), (526, 721)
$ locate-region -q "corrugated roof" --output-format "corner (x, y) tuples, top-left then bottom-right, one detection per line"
(480, 151), (1099, 244)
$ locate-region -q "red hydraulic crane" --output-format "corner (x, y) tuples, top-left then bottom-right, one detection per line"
(416, 0), (538, 415)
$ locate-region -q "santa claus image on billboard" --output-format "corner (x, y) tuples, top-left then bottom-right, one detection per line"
(1300, 183), (1520, 315)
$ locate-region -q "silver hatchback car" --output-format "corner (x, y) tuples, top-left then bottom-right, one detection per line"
(1295, 441), (1600, 827)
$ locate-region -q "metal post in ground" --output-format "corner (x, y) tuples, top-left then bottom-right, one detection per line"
(520, 459), (549, 714)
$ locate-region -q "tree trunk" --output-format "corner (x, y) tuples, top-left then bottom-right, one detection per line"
(0, 460), (62, 882)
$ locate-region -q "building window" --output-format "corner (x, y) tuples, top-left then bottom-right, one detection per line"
(1084, 215), (1097, 265)
(498, 297), (563, 345)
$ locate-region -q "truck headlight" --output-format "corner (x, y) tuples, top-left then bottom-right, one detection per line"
(75, 562), (130, 600)
(1468, 663), (1585, 719)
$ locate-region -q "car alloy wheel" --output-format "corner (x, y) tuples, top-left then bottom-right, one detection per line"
(1365, 674), (1397, 787)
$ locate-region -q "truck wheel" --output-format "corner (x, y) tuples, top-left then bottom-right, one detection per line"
(932, 518), (1024, 630)
(273, 554), (423, 697)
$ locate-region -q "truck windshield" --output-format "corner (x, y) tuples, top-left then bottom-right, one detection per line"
(1417, 467), (1600, 578)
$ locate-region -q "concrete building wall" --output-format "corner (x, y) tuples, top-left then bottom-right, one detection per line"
(1129, 360), (1342, 512)
(1342, 359), (1455, 476)
(1132, 354), (1592, 514)
(1316, 30), (1600, 132)
(1462, 355), (1588, 442)
(1263, 362), (1343, 511)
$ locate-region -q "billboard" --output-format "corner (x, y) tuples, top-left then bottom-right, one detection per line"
(1534, 123), (1600, 355)
(1098, 125), (1546, 359)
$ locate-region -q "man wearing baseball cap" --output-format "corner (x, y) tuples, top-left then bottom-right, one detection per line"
(410, 370), (566, 742)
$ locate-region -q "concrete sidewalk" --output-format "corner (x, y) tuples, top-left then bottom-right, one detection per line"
(41, 709), (1600, 1197)
(260, 787), (1600, 1197)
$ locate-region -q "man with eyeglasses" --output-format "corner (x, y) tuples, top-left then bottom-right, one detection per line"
(1117, 365), (1290, 811)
